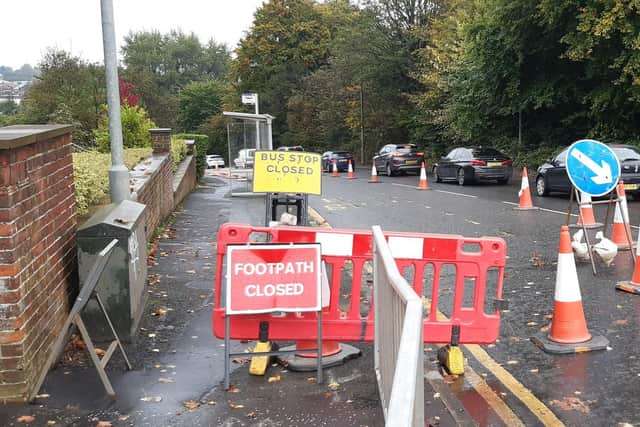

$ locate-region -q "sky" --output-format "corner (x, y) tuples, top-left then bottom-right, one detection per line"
(0, 0), (265, 69)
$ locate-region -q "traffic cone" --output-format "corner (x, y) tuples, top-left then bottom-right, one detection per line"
(280, 340), (361, 372)
(514, 167), (538, 210)
(616, 227), (640, 295)
(346, 160), (355, 179)
(331, 159), (339, 177)
(368, 164), (380, 183)
(417, 161), (430, 190)
(610, 181), (635, 250)
(571, 191), (602, 229)
(531, 226), (608, 354)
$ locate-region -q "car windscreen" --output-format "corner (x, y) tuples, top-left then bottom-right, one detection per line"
(333, 151), (350, 156)
(472, 148), (505, 158)
(393, 145), (417, 153)
(614, 147), (640, 161)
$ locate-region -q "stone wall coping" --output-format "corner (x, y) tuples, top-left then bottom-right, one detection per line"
(0, 125), (73, 149)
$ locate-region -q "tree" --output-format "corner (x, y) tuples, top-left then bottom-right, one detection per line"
(121, 30), (231, 128)
(20, 50), (105, 145)
(0, 100), (19, 116)
(233, 0), (334, 144)
(177, 80), (226, 132)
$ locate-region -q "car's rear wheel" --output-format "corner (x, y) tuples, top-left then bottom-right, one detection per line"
(386, 163), (394, 177)
(536, 175), (548, 196)
(457, 168), (466, 186)
(433, 166), (442, 182)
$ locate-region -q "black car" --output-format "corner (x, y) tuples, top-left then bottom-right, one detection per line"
(322, 151), (355, 172)
(373, 144), (424, 176)
(535, 144), (640, 198)
(433, 147), (513, 185)
(277, 145), (305, 151)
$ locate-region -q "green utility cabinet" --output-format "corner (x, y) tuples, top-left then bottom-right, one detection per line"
(77, 200), (147, 342)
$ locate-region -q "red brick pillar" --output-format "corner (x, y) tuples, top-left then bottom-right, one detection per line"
(0, 125), (76, 402)
(150, 128), (172, 155)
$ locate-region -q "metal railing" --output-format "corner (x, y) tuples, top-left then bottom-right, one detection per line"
(372, 225), (424, 427)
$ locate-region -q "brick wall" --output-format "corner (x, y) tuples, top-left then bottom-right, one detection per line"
(130, 129), (174, 240)
(173, 155), (196, 207)
(0, 125), (76, 402)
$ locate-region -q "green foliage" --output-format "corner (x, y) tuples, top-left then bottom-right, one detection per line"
(20, 50), (105, 145)
(94, 104), (156, 152)
(0, 101), (19, 116)
(174, 133), (208, 178)
(121, 30), (231, 128)
(171, 137), (188, 172)
(177, 80), (226, 132)
(72, 148), (151, 217)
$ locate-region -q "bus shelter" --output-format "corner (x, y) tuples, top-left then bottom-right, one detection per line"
(223, 112), (274, 196)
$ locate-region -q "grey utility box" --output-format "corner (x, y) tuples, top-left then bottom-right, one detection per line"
(77, 200), (147, 343)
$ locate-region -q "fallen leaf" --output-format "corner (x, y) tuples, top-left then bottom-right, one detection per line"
(152, 308), (168, 316)
(530, 368), (539, 373)
(267, 375), (281, 383)
(207, 400), (217, 405)
(246, 411), (257, 418)
(327, 382), (340, 390)
(35, 393), (50, 399)
(96, 422), (113, 427)
(550, 397), (591, 413)
(95, 348), (106, 357)
(227, 385), (241, 393)
(433, 392), (441, 399)
(199, 294), (207, 299)
(118, 415), (130, 421)
(140, 396), (162, 402)
(114, 218), (130, 224)
(325, 392), (333, 398)
(47, 421), (56, 425)
(507, 360), (519, 365)
(229, 403), (244, 409)
(158, 378), (175, 384)
(613, 319), (628, 326)
(17, 415), (35, 423)
(306, 377), (317, 383)
(183, 400), (201, 409)
(527, 322), (539, 326)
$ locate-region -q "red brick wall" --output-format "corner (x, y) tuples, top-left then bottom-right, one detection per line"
(0, 125), (76, 402)
(134, 155), (174, 240)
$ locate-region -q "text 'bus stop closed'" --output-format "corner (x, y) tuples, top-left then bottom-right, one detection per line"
(226, 244), (321, 314)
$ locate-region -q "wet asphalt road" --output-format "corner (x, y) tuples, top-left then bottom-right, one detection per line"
(311, 169), (640, 426)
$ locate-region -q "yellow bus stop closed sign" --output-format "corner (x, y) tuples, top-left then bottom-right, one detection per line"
(253, 151), (322, 195)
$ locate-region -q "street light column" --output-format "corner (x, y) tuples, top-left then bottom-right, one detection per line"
(100, 0), (129, 203)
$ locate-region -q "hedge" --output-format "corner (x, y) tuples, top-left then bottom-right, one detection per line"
(174, 133), (208, 179)
(73, 148), (151, 217)
(171, 137), (188, 172)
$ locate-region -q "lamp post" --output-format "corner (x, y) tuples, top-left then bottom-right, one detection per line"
(100, 0), (129, 202)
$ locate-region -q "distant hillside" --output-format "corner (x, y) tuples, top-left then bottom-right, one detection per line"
(0, 64), (38, 81)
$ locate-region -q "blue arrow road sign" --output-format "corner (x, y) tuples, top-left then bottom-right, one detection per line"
(566, 139), (620, 196)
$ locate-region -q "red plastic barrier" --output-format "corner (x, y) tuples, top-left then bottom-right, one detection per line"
(213, 223), (506, 344)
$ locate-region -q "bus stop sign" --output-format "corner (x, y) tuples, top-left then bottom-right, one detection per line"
(566, 139), (620, 196)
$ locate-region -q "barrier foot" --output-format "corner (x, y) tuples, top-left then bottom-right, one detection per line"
(568, 222), (603, 229)
(437, 345), (464, 375)
(279, 343), (361, 372)
(249, 341), (276, 376)
(530, 333), (609, 354)
(615, 282), (640, 295)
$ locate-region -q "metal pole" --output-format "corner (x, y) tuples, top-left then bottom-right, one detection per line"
(100, 0), (129, 203)
(255, 94), (260, 149)
(360, 84), (365, 165)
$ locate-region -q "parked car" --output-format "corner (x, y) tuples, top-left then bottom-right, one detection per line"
(233, 148), (256, 168)
(535, 144), (640, 198)
(322, 151), (355, 172)
(373, 144), (424, 176)
(276, 145), (305, 151)
(432, 147), (513, 185)
(206, 154), (225, 169)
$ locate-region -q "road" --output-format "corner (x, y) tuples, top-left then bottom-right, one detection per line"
(310, 168), (640, 426)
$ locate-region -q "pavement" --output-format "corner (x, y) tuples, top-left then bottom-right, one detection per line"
(0, 171), (472, 426)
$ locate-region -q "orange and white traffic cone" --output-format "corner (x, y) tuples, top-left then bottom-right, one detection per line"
(368, 164), (380, 183)
(280, 340), (361, 371)
(572, 191), (602, 229)
(610, 181), (635, 250)
(417, 161), (430, 190)
(616, 227), (640, 295)
(346, 160), (355, 179)
(332, 159), (339, 177)
(514, 167), (537, 210)
(531, 225), (609, 353)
